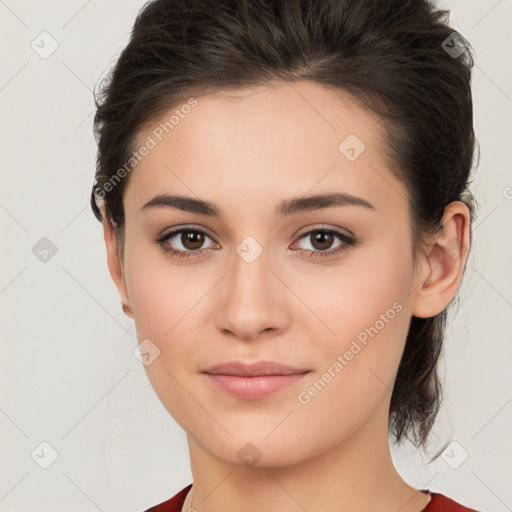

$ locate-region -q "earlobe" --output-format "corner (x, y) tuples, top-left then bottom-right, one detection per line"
(101, 207), (133, 318)
(411, 201), (471, 319)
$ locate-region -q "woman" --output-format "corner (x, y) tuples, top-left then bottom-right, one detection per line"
(90, 0), (481, 510)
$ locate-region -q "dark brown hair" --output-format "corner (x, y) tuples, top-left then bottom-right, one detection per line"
(90, 0), (479, 455)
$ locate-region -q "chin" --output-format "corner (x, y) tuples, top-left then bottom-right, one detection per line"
(196, 430), (312, 469)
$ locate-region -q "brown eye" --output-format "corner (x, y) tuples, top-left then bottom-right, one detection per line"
(181, 230), (206, 250)
(293, 227), (358, 259)
(310, 231), (335, 251)
(156, 227), (217, 258)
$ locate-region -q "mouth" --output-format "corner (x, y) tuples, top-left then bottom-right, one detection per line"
(202, 360), (311, 399)
(204, 373), (310, 399)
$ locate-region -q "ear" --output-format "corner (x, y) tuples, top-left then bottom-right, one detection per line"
(410, 201), (471, 319)
(100, 204), (134, 319)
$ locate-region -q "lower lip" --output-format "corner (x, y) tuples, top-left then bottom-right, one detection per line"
(204, 373), (310, 399)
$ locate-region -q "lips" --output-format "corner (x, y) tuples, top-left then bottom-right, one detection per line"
(202, 360), (309, 377)
(202, 360), (311, 399)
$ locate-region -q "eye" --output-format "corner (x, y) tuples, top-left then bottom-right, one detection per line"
(154, 226), (218, 259)
(292, 226), (359, 258)
(154, 225), (359, 260)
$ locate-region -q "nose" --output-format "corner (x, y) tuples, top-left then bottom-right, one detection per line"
(214, 245), (290, 341)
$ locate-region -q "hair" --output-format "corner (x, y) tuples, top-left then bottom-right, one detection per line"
(90, 0), (479, 456)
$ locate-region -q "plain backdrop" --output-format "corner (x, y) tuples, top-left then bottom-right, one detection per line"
(1, 1), (511, 511)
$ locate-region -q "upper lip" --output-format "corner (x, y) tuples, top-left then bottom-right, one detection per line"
(202, 360), (310, 376)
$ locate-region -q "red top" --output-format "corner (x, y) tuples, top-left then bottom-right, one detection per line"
(142, 484), (480, 512)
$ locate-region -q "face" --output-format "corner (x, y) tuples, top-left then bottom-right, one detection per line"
(107, 80), (433, 467)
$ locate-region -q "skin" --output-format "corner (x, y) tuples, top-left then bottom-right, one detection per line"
(100, 80), (470, 512)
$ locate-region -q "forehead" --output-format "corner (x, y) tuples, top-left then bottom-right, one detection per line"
(126, 80), (409, 221)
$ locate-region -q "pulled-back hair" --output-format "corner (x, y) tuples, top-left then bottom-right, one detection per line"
(90, 0), (478, 453)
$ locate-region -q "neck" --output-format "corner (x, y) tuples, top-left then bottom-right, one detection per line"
(181, 404), (431, 512)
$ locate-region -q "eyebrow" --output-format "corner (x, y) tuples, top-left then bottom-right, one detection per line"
(141, 192), (375, 218)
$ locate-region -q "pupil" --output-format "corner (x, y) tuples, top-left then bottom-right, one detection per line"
(313, 232), (332, 250)
(184, 231), (203, 249)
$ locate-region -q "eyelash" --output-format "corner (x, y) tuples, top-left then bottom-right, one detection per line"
(154, 225), (359, 260)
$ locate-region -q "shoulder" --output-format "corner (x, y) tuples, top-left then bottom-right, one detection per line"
(141, 485), (483, 512)
(141, 483), (193, 512)
(424, 491), (481, 512)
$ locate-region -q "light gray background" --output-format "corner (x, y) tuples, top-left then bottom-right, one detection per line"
(1, 1), (511, 511)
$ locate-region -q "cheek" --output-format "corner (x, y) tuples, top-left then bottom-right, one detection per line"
(292, 278), (410, 449)
(290, 239), (413, 356)
(126, 262), (204, 349)
(295, 246), (414, 418)
(122, 248), (208, 426)
(123, 232), (196, 337)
